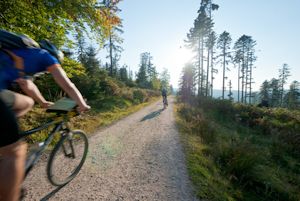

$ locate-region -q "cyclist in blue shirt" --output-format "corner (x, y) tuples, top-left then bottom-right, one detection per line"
(0, 41), (90, 201)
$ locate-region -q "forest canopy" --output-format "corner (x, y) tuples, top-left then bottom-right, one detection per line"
(0, 0), (121, 46)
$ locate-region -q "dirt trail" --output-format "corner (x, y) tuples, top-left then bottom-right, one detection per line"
(23, 97), (198, 201)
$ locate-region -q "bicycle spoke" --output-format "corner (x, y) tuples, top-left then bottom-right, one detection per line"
(47, 130), (88, 186)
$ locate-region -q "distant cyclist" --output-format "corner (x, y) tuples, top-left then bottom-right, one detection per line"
(0, 35), (90, 201)
(162, 87), (168, 108)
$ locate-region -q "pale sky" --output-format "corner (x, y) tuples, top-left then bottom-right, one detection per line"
(100, 0), (300, 91)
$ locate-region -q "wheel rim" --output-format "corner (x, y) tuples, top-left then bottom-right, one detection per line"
(48, 131), (88, 186)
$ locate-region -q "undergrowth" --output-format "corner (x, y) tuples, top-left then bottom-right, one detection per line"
(176, 98), (300, 201)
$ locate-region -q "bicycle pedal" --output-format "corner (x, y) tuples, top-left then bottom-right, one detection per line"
(66, 153), (75, 158)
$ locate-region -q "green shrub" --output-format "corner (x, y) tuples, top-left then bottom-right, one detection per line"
(120, 88), (134, 101)
(176, 97), (300, 201)
(100, 78), (121, 96)
(231, 104), (300, 155)
(217, 138), (264, 186)
(133, 89), (147, 103)
(144, 89), (160, 98)
(191, 114), (217, 144)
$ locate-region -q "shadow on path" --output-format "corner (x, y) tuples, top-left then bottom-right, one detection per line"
(140, 108), (164, 122)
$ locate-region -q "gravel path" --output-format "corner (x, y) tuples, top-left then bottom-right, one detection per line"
(23, 97), (198, 201)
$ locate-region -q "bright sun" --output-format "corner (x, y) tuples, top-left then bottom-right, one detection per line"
(167, 46), (194, 88)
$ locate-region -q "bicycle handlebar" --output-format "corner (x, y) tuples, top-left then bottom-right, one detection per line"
(46, 97), (77, 114)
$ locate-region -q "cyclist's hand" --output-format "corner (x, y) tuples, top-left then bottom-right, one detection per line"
(77, 104), (91, 113)
(41, 101), (54, 108)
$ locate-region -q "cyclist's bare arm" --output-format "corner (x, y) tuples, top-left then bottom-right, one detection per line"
(16, 78), (53, 108)
(49, 64), (90, 112)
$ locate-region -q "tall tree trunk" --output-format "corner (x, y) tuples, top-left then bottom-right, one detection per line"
(245, 52), (249, 104)
(200, 37), (204, 96)
(280, 74), (284, 106)
(222, 49), (225, 99)
(210, 49), (214, 98)
(206, 48), (210, 96)
(238, 62), (240, 102)
(198, 37), (201, 96)
(241, 47), (245, 103)
(109, 34), (113, 76)
(249, 52), (253, 104)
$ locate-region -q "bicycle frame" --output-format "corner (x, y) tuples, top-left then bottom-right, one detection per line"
(20, 118), (69, 177)
(163, 96), (168, 106)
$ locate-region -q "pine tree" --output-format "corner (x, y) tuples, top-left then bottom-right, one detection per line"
(228, 80), (234, 101)
(82, 46), (101, 75)
(179, 63), (197, 103)
(105, 23), (124, 76)
(217, 31), (232, 99)
(76, 31), (86, 64)
(233, 49), (243, 102)
(206, 31), (217, 97)
(234, 35), (256, 103)
(203, 1), (218, 97)
(259, 80), (270, 103)
(136, 52), (150, 88)
(278, 63), (291, 106)
(269, 78), (280, 107)
(119, 64), (128, 82)
(185, 1), (214, 97)
(284, 81), (300, 109)
(146, 55), (160, 90)
(160, 68), (170, 90)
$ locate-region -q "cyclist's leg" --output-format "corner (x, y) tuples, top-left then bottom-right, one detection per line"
(0, 98), (27, 201)
(0, 90), (34, 117)
(0, 141), (27, 201)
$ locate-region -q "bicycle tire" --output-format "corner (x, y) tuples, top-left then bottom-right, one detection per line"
(47, 130), (88, 186)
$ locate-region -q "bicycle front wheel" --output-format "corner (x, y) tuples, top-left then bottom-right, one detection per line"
(47, 130), (88, 186)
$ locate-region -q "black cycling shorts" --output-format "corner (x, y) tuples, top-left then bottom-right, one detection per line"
(0, 97), (20, 147)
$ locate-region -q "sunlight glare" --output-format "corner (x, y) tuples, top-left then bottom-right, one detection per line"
(166, 45), (193, 89)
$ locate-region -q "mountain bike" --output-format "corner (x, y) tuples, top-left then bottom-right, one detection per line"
(163, 96), (168, 109)
(21, 98), (89, 186)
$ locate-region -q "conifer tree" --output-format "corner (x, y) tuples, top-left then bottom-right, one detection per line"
(233, 49), (243, 102)
(269, 78), (280, 107)
(234, 35), (256, 103)
(206, 31), (217, 97)
(185, 1), (214, 96)
(228, 80), (234, 101)
(136, 52), (150, 88)
(105, 23), (124, 76)
(160, 68), (170, 90)
(82, 46), (101, 75)
(278, 63), (291, 106)
(259, 80), (270, 103)
(119, 64), (128, 82)
(284, 81), (300, 109)
(179, 63), (197, 103)
(76, 31), (86, 64)
(217, 31), (232, 99)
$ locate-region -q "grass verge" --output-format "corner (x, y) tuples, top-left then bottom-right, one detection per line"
(175, 102), (300, 201)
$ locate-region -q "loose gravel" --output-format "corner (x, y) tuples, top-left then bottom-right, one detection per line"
(23, 97), (198, 201)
